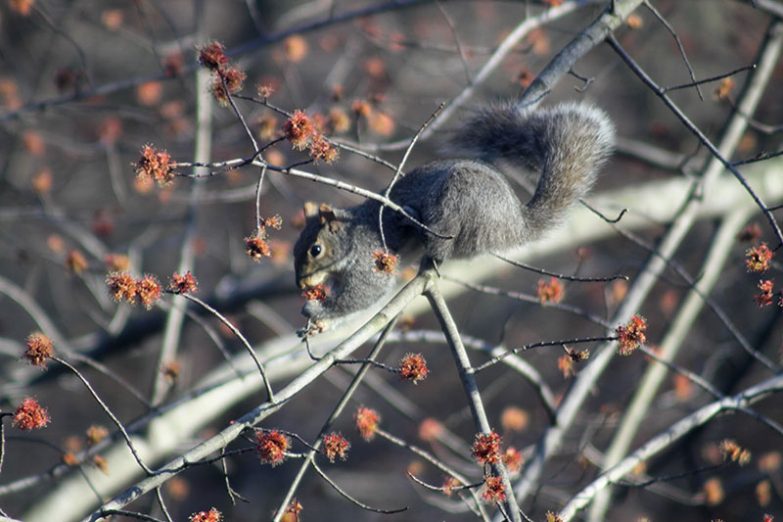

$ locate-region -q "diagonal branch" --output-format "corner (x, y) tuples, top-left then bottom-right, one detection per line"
(558, 373), (783, 520)
(426, 279), (523, 522)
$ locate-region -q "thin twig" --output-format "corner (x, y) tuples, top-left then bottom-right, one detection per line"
(311, 459), (408, 514)
(473, 336), (614, 372)
(558, 374), (783, 520)
(425, 280), (522, 522)
(154, 487), (173, 522)
(54, 357), (153, 475)
(178, 293), (275, 402)
(98, 510), (165, 522)
(492, 253), (628, 282)
(85, 272), (433, 520)
(607, 33), (783, 247)
(272, 318), (398, 521)
(662, 63), (756, 94)
(379, 103), (446, 251)
(643, 0), (703, 100)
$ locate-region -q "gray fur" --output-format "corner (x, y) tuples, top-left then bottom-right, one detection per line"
(294, 102), (615, 322)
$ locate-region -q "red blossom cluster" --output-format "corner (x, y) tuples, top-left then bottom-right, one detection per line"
(106, 272), (137, 303)
(399, 353), (429, 384)
(558, 346), (590, 378)
(197, 41), (245, 105)
(105, 272), (162, 309)
(245, 233), (271, 260)
(755, 279), (776, 307)
(104, 253), (130, 272)
(746, 242), (773, 272)
(503, 447), (524, 473)
(245, 216), (284, 262)
(13, 397), (50, 430)
(714, 77), (736, 100)
(557, 354), (575, 378)
(137, 275), (162, 309)
(372, 249), (399, 274)
(301, 283), (328, 302)
(86, 425), (109, 446)
(168, 271), (198, 295)
(135, 144), (176, 186)
(616, 314), (648, 355)
(66, 249), (88, 274)
(257, 83), (275, 99)
(197, 42), (229, 71)
(355, 407), (380, 441)
(282, 110), (338, 163)
(256, 430), (290, 467)
(189, 507), (222, 522)
(481, 475), (506, 502)
(24, 332), (54, 368)
(322, 432), (350, 462)
(263, 214), (283, 230)
(719, 439), (751, 465)
(536, 277), (564, 304)
(440, 477), (461, 496)
(281, 499), (303, 522)
(472, 431), (502, 465)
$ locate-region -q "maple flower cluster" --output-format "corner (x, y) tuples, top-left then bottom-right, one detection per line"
(12, 397), (50, 430)
(168, 271), (199, 295)
(322, 432), (351, 462)
(536, 277), (564, 304)
(557, 346), (590, 378)
(197, 41), (246, 106)
(281, 499), (303, 522)
(615, 314), (648, 355)
(719, 439), (751, 465)
(189, 507), (222, 522)
(24, 332), (55, 368)
(742, 240), (783, 307)
(256, 430), (290, 467)
(245, 215), (283, 262)
(302, 283), (328, 302)
(372, 249), (399, 274)
(282, 110), (338, 163)
(135, 144), (176, 186)
(354, 407), (381, 441)
(399, 353), (429, 384)
(482, 475), (506, 503)
(106, 273), (162, 309)
(746, 242), (774, 272)
(472, 431), (502, 465)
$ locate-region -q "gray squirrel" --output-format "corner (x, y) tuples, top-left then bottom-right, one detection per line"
(293, 101), (615, 327)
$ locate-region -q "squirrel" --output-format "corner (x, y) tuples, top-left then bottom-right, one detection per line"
(293, 101), (615, 328)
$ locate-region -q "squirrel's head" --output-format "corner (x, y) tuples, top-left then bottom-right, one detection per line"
(293, 201), (353, 291)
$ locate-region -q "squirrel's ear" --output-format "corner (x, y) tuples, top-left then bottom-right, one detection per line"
(303, 201), (319, 219)
(318, 203), (337, 224)
(318, 203), (342, 231)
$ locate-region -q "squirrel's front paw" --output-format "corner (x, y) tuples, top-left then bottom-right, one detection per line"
(297, 318), (330, 338)
(301, 299), (325, 319)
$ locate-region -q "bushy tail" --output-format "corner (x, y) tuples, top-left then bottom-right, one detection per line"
(451, 102), (615, 240)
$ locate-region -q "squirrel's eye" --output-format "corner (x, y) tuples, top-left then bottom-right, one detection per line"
(309, 244), (323, 258)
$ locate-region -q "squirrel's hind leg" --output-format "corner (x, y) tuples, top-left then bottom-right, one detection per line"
(419, 161), (524, 261)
